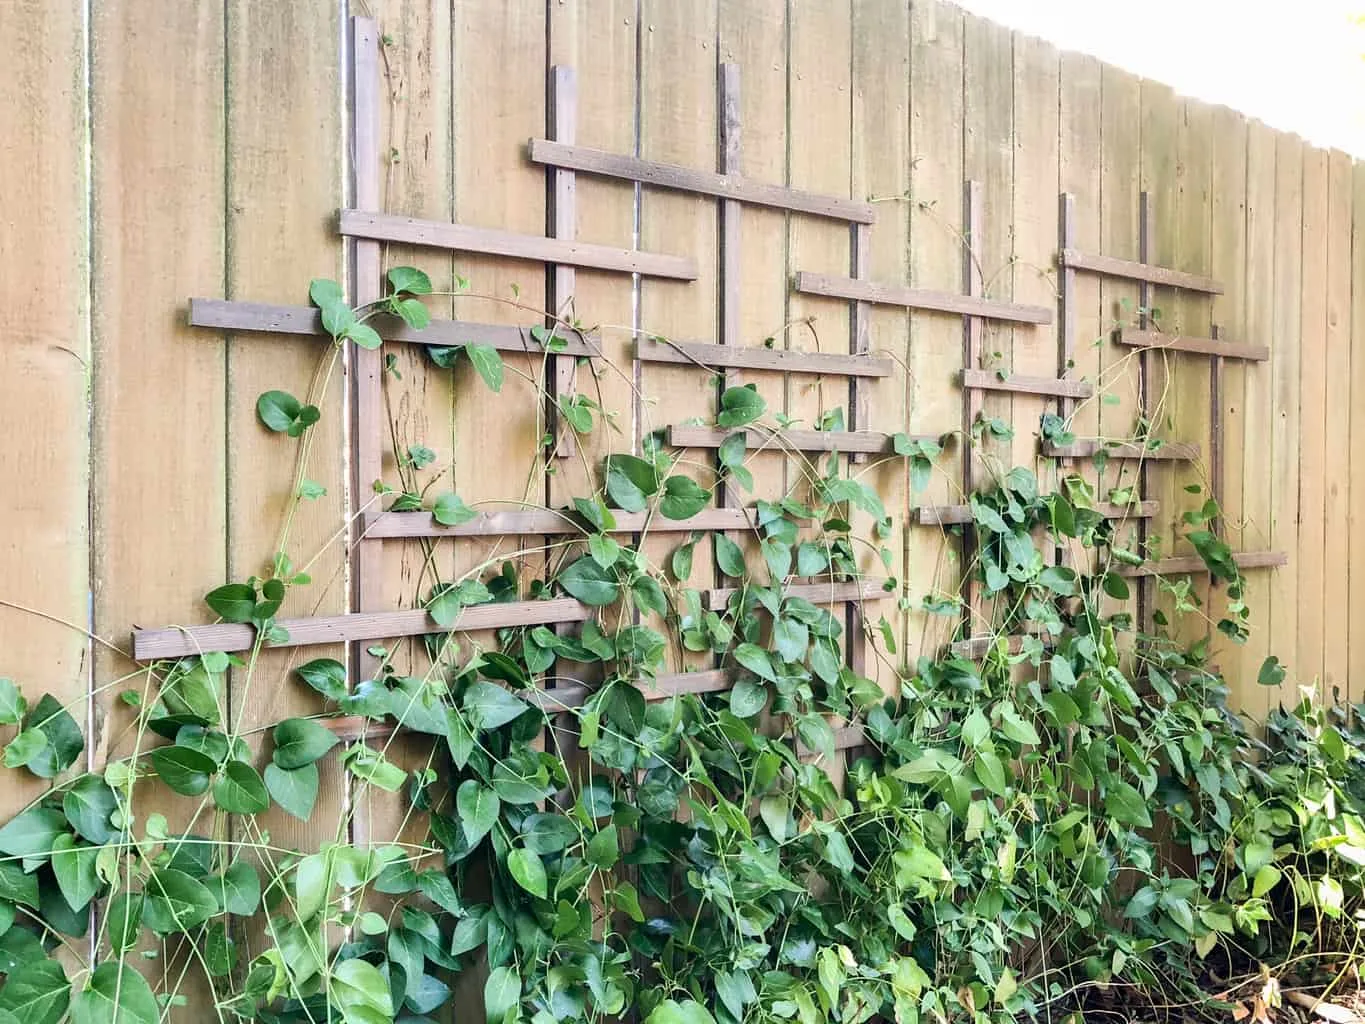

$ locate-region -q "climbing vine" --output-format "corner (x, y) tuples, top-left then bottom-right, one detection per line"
(0, 269), (1358, 1024)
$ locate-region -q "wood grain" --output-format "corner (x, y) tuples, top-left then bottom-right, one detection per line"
(1117, 328), (1267, 361)
(959, 369), (1092, 398)
(1116, 551), (1288, 577)
(636, 336), (892, 376)
(365, 506), (756, 539)
(339, 209), (697, 280)
(916, 501), (1158, 526)
(793, 270), (1053, 325)
(1042, 439), (1200, 460)
(703, 579), (890, 611)
(667, 425), (924, 454)
(1060, 248), (1224, 293)
(526, 138), (875, 223)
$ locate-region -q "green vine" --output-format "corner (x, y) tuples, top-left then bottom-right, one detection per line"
(0, 269), (1357, 1024)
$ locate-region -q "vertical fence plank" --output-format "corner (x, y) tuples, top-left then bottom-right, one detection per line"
(963, 11), (1014, 635)
(225, 0), (346, 874)
(0, 0), (89, 818)
(718, 0), (788, 560)
(638, 0), (719, 667)
(91, 2), (227, 740)
(851, 0), (911, 688)
(1350, 160), (1365, 706)
(1297, 147), (1328, 692)
(1239, 121), (1278, 719)
(1008, 32), (1060, 474)
(1323, 149), (1353, 700)
(1268, 132), (1304, 705)
(1208, 105), (1248, 670)
(906, 0), (963, 658)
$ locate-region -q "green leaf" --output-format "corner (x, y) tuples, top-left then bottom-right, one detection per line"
(733, 643), (775, 682)
(345, 322), (382, 350)
(973, 749), (1008, 796)
(718, 431), (747, 468)
(433, 491), (478, 526)
(272, 718), (341, 770)
(387, 265), (433, 295)
(557, 394), (594, 433)
(758, 795), (790, 843)
(24, 695), (83, 778)
(142, 869), (218, 933)
(588, 533), (621, 570)
(572, 496), (616, 533)
(729, 679), (768, 718)
(558, 555), (620, 606)
(295, 658), (347, 701)
(256, 390), (318, 437)
(214, 861), (261, 916)
(1252, 864), (1282, 897)
(0, 807), (65, 860)
(507, 847), (548, 899)
(104, 893), (142, 952)
(660, 476), (709, 520)
(671, 539), (695, 581)
(647, 1000), (718, 1024)
(332, 958), (395, 1024)
(1104, 780), (1153, 828)
(394, 296), (430, 329)
(1257, 656), (1286, 687)
(773, 618), (809, 662)
(3, 730), (47, 770)
(717, 385), (766, 427)
(586, 824), (619, 869)
(150, 745), (216, 796)
(212, 760), (270, 814)
(264, 762), (318, 821)
(205, 583), (256, 623)
(1101, 572), (1130, 600)
(463, 682), (531, 731)
(0, 680), (26, 726)
(466, 344), (504, 392)
(714, 534), (746, 579)
(604, 454), (660, 512)
(484, 966), (521, 1024)
(0, 862), (38, 909)
(0, 958), (68, 1024)
(62, 774), (117, 845)
(344, 745), (407, 792)
(309, 278), (345, 309)
(456, 780), (500, 847)
(50, 835), (97, 913)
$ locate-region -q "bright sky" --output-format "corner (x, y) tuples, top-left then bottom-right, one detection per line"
(954, 0), (1365, 157)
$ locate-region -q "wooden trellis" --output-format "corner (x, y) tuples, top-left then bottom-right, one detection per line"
(132, 16), (1287, 698)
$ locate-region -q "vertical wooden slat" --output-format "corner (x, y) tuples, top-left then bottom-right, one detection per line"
(91, 0), (227, 734)
(225, 0), (346, 874)
(0, 0), (89, 808)
(851, 0), (911, 687)
(1323, 149), (1353, 699)
(1297, 147), (1329, 692)
(1208, 105), (1249, 668)
(1349, 159), (1365, 705)
(716, 61), (744, 510)
(906, 0), (963, 659)
(1268, 131), (1304, 703)
(1239, 121), (1278, 719)
(639, 0), (718, 665)
(718, 0), (787, 567)
(548, 65), (579, 460)
(1008, 31), (1060, 473)
(960, 180), (984, 623)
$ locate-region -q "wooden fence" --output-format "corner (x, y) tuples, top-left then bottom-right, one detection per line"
(2, 0), (1363, 912)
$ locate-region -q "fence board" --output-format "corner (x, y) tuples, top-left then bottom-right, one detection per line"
(1298, 148), (1330, 692)
(0, 0), (90, 827)
(1322, 150), (1352, 699)
(1351, 160), (1365, 705)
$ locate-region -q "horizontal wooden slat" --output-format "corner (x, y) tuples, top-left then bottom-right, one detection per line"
(339, 210), (696, 280)
(1116, 551), (1288, 577)
(959, 368), (1093, 398)
(1059, 248), (1224, 294)
(797, 724), (866, 758)
(189, 298), (601, 357)
(636, 336), (892, 377)
(364, 506), (756, 539)
(320, 669), (735, 742)
(704, 579), (889, 610)
(947, 632), (1053, 659)
(793, 271), (1053, 325)
(1043, 439), (1201, 460)
(915, 500), (1159, 526)
(132, 598), (591, 660)
(667, 425), (931, 455)
(527, 138), (876, 223)
(1116, 329), (1269, 362)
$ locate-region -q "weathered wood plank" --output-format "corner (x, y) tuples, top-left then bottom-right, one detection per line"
(1117, 328), (1267, 361)
(526, 138), (875, 223)
(1059, 248), (1224, 293)
(189, 300), (601, 357)
(959, 369), (1092, 398)
(133, 599), (592, 661)
(1042, 439), (1200, 460)
(1322, 149), (1353, 697)
(916, 500), (1158, 526)
(667, 425), (925, 454)
(1350, 158), (1365, 704)
(636, 336), (892, 376)
(365, 506), (755, 539)
(338, 209), (697, 279)
(704, 579), (889, 610)
(948, 632), (1053, 659)
(793, 270), (1052, 324)
(1116, 551), (1288, 577)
